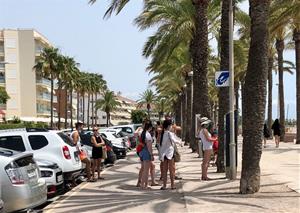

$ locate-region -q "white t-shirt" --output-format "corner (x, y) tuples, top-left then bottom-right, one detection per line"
(145, 131), (152, 143)
(159, 131), (181, 161)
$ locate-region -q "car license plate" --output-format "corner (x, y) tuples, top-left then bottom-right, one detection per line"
(57, 174), (63, 183)
(27, 169), (37, 179)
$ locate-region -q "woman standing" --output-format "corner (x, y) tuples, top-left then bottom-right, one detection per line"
(159, 119), (182, 190)
(91, 127), (105, 180)
(199, 120), (214, 181)
(139, 122), (154, 190)
(272, 119), (281, 148)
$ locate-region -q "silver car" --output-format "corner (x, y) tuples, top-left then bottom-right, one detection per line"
(0, 148), (47, 212)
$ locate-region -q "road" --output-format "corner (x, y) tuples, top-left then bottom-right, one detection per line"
(44, 140), (300, 213)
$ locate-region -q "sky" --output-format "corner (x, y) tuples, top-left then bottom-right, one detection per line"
(0, 0), (297, 119)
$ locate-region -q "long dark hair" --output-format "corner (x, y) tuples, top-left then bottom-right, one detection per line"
(141, 121), (153, 143)
(160, 119), (172, 146)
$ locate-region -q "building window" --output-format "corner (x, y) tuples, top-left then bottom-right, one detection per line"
(6, 69), (17, 79)
(6, 53), (17, 64)
(5, 38), (16, 48)
(28, 135), (49, 150)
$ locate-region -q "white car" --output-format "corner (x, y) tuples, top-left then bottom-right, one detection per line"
(0, 128), (82, 182)
(101, 128), (130, 148)
(0, 182), (3, 213)
(99, 131), (127, 149)
(36, 159), (64, 198)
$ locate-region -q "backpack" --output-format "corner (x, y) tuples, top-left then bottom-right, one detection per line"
(136, 134), (145, 154)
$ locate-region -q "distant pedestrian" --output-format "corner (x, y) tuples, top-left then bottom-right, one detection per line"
(91, 127), (105, 180)
(263, 123), (271, 148)
(139, 122), (154, 190)
(71, 122), (93, 182)
(199, 120), (214, 181)
(272, 119), (281, 148)
(211, 130), (218, 166)
(159, 119), (182, 190)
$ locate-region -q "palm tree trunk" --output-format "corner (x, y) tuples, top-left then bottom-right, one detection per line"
(182, 91), (187, 141)
(294, 29), (300, 144)
(235, 81), (240, 111)
(106, 112), (109, 127)
(91, 93), (94, 126)
(95, 93), (98, 126)
(50, 74), (54, 128)
(65, 89), (68, 129)
(192, 0), (211, 152)
(185, 76), (192, 147)
(217, 0), (230, 173)
(77, 92), (80, 123)
(240, 0), (270, 194)
(82, 93), (85, 124)
(87, 93), (90, 130)
(175, 98), (181, 126)
(267, 56), (274, 131)
(276, 39), (285, 142)
(58, 84), (62, 130)
(70, 88), (73, 131)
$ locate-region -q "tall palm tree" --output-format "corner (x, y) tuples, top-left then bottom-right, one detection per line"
(240, 0), (270, 194)
(270, 0), (300, 143)
(34, 47), (60, 128)
(95, 90), (120, 127)
(138, 89), (156, 119)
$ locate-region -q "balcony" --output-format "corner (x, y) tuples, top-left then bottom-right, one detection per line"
(0, 46), (4, 56)
(0, 77), (5, 84)
(36, 78), (51, 87)
(37, 93), (57, 102)
(0, 63), (5, 70)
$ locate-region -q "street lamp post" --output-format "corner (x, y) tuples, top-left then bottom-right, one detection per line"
(229, 0), (236, 180)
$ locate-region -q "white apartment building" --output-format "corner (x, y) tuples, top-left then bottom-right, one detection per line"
(110, 94), (137, 125)
(0, 29), (58, 122)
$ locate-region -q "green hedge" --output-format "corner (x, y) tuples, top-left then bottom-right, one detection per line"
(0, 122), (48, 130)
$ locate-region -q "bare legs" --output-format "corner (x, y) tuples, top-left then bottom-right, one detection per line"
(201, 150), (212, 180)
(263, 137), (267, 148)
(92, 158), (102, 179)
(81, 158), (91, 181)
(275, 135), (280, 148)
(161, 158), (175, 189)
(141, 160), (151, 189)
(137, 162), (144, 187)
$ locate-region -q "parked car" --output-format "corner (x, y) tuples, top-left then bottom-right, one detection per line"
(36, 159), (64, 198)
(0, 148), (47, 212)
(0, 128), (82, 182)
(109, 124), (142, 148)
(79, 131), (117, 165)
(0, 183), (3, 213)
(101, 128), (131, 148)
(99, 131), (127, 159)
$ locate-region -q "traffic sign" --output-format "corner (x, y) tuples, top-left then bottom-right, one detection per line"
(215, 71), (230, 87)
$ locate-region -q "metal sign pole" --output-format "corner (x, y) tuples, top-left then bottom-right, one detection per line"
(229, 0), (236, 180)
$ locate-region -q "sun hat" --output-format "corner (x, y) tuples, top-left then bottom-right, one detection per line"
(199, 117), (209, 123)
(201, 119), (212, 126)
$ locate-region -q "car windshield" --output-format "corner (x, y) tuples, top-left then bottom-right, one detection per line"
(57, 132), (75, 147)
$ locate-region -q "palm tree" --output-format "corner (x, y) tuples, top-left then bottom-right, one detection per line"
(95, 90), (120, 127)
(138, 89), (156, 119)
(269, 0), (300, 143)
(0, 87), (9, 104)
(240, 0), (270, 194)
(34, 47), (60, 128)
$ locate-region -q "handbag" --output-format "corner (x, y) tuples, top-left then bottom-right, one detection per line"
(168, 133), (181, 162)
(79, 149), (87, 161)
(102, 146), (107, 159)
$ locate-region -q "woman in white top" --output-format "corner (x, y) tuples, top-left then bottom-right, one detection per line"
(159, 120), (182, 190)
(199, 120), (214, 181)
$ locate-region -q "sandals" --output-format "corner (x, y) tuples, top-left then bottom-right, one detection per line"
(171, 187), (177, 190)
(160, 187), (167, 190)
(98, 177), (105, 180)
(151, 183), (160, 186)
(201, 177), (212, 181)
(87, 179), (96, 182)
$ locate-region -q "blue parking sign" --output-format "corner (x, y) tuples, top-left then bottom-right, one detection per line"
(215, 71), (230, 87)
